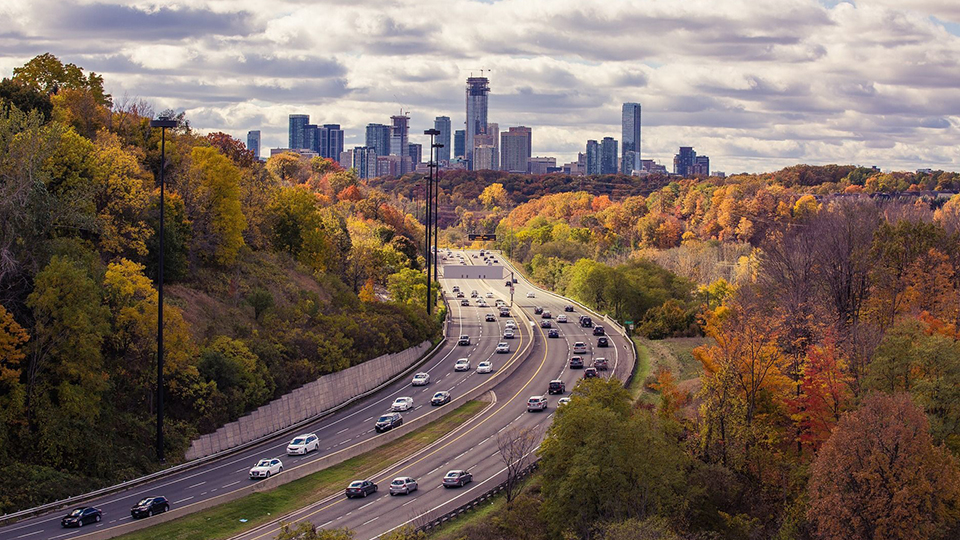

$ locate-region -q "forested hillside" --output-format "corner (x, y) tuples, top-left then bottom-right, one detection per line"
(0, 55), (438, 513)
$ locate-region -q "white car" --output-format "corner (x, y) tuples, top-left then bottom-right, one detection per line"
(526, 292), (535, 298)
(477, 300), (487, 307)
(249, 458), (283, 479)
(411, 372), (430, 386)
(286, 433), (320, 455)
(505, 320), (517, 330)
(503, 328), (515, 339)
(557, 314), (567, 323)
(391, 397), (414, 411)
(455, 358), (471, 371)
(557, 397), (571, 406)
(527, 395), (548, 412)
(389, 477), (419, 496)
(485, 313), (496, 322)
(573, 342), (587, 354)
(496, 342), (510, 353)
(486, 292), (494, 298)
(476, 361), (493, 374)
(495, 300), (506, 307)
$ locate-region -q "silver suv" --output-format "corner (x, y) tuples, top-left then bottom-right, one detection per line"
(527, 395), (548, 412)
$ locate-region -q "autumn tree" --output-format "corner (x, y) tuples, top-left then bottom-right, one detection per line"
(183, 146), (247, 265)
(0, 305), (28, 458)
(205, 131), (255, 168)
(92, 130), (153, 257)
(808, 393), (960, 540)
(479, 182), (508, 209)
(266, 152), (309, 184)
(789, 337), (853, 452)
(12, 53), (111, 106)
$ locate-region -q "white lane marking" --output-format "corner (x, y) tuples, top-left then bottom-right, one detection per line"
(454, 450), (469, 459)
(428, 466), (439, 474)
(14, 530), (44, 539)
(320, 520), (333, 528)
(188, 481), (205, 489)
(234, 468), (246, 474)
(364, 417), (374, 422)
(336, 428), (349, 435)
(362, 517), (379, 526)
(222, 480), (241, 489)
(359, 500), (377, 510)
(174, 496), (194, 504)
(401, 499), (417, 506)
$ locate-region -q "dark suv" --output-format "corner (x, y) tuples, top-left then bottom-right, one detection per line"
(593, 358), (609, 371)
(593, 325), (605, 336)
(131, 497), (169, 519)
(597, 337), (609, 347)
(579, 316), (593, 328)
(375, 412), (403, 432)
(569, 356), (584, 369)
(548, 379), (565, 394)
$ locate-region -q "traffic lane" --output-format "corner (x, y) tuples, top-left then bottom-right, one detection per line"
(0, 293), (495, 540)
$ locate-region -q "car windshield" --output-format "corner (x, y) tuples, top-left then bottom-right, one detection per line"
(257, 460), (270, 467)
(136, 498), (152, 506)
(391, 479), (404, 485)
(349, 481), (363, 488)
(434, 393), (445, 398)
(291, 438), (305, 445)
(378, 415), (392, 422)
(70, 508), (85, 517)
(445, 472), (459, 478)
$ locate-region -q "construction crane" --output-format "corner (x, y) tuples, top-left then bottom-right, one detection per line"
(463, 68), (492, 78)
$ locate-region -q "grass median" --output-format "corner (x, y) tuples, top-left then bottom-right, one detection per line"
(114, 400), (487, 540)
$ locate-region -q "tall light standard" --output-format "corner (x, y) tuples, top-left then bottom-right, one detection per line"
(150, 116), (176, 463)
(433, 148), (442, 283)
(424, 129), (441, 314)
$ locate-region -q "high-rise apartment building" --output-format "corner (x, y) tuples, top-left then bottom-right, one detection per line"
(501, 126), (532, 173)
(303, 123), (318, 152)
(338, 149), (353, 169)
(246, 130), (261, 159)
(585, 140), (600, 175)
(474, 145), (499, 171)
(465, 76), (490, 170)
(353, 146), (378, 179)
(601, 137), (619, 175)
(454, 130), (465, 159)
(691, 155), (710, 177)
(435, 116), (451, 163)
(289, 114), (309, 149)
(621, 103), (641, 174)
(365, 123), (391, 157)
(527, 156), (556, 175)
(390, 114), (411, 174)
(319, 124), (344, 160)
(408, 143), (422, 165)
(673, 147), (699, 176)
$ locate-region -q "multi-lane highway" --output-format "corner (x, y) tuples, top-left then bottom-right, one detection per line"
(0, 250), (632, 540)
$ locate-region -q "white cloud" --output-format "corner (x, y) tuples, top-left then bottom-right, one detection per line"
(2, 0), (958, 172)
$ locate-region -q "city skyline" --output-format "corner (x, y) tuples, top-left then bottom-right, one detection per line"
(2, 0), (958, 172)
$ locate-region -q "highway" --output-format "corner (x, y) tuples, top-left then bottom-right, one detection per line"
(0, 249), (632, 540)
(230, 250), (634, 540)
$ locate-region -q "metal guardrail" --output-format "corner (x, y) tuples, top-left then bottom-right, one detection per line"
(0, 335), (451, 526)
(416, 461), (541, 533)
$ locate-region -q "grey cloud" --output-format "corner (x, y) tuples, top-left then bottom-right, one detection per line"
(46, 4), (258, 40)
(115, 77), (350, 106)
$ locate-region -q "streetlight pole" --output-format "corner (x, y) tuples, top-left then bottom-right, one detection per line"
(432, 144), (443, 284)
(150, 117), (177, 463)
(424, 129), (440, 314)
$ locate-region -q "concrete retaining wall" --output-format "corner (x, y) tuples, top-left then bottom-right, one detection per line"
(184, 340), (432, 461)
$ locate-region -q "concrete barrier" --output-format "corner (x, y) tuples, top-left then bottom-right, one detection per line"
(184, 341), (432, 460)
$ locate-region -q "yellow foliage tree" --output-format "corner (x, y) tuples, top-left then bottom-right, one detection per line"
(478, 182), (508, 210)
(186, 146), (248, 266)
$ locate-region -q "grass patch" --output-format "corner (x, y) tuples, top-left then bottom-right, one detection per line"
(115, 400), (487, 540)
(629, 337), (656, 405)
(645, 337), (710, 382)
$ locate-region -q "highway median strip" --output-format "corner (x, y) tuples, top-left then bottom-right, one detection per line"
(109, 400), (486, 540)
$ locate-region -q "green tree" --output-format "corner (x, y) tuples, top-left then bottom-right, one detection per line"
(12, 53), (111, 106)
(184, 146), (248, 265)
(199, 336), (273, 417)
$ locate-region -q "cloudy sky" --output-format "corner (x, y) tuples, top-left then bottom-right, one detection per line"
(2, 0), (959, 173)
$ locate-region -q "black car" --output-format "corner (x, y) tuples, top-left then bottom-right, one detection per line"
(345, 479), (378, 498)
(584, 367), (599, 378)
(597, 337), (609, 347)
(564, 305), (575, 312)
(548, 379), (565, 394)
(540, 319), (552, 328)
(534, 306), (543, 314)
(548, 329), (560, 338)
(505, 280), (512, 286)
(580, 316), (593, 328)
(131, 496), (169, 519)
(569, 356), (584, 369)
(593, 325), (605, 336)
(62, 507), (102, 528)
(375, 412), (403, 432)
(431, 391), (451, 406)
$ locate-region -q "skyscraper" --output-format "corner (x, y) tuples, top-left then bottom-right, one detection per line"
(246, 130), (261, 159)
(365, 123), (391, 157)
(454, 130), (465, 159)
(585, 140), (600, 175)
(501, 126), (532, 173)
(474, 145), (498, 171)
(673, 147), (697, 176)
(621, 103), (641, 174)
(465, 76), (490, 170)
(319, 124), (343, 160)
(601, 137), (619, 175)
(435, 116), (451, 163)
(303, 123), (319, 152)
(408, 143), (422, 165)
(390, 113), (411, 174)
(288, 114), (309, 149)
(353, 146), (378, 179)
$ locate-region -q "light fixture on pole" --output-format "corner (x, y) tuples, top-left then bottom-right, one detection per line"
(150, 116), (177, 463)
